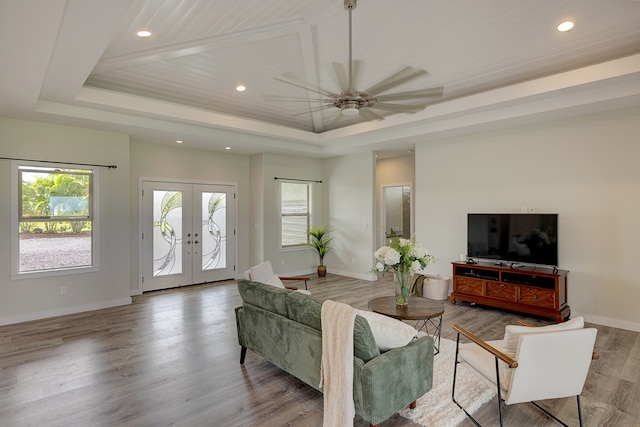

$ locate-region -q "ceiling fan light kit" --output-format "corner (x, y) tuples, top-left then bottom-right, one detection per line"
(341, 103), (360, 116)
(266, 0), (444, 126)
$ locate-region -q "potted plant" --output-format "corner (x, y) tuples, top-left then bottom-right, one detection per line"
(307, 224), (334, 277)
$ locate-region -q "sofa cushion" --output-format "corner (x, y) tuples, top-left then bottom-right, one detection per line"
(353, 315), (382, 362)
(287, 289), (322, 329)
(356, 310), (418, 351)
(237, 279), (289, 317)
(286, 291), (380, 362)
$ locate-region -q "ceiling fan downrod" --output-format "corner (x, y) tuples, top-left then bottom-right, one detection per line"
(343, 0), (359, 116)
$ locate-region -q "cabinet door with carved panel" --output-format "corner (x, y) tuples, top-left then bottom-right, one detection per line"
(486, 282), (517, 302)
(455, 277), (484, 296)
(519, 286), (555, 308)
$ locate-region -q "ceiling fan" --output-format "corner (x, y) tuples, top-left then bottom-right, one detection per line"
(266, 0), (444, 123)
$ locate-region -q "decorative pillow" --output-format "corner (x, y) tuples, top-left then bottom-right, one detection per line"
(502, 316), (584, 357)
(356, 309), (418, 351)
(266, 275), (285, 289)
(250, 261), (275, 284)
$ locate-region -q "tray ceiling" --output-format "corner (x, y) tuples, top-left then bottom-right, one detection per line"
(2, 0), (640, 156)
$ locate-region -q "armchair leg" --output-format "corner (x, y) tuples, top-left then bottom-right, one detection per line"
(452, 332), (506, 427)
(240, 346), (247, 364)
(495, 357), (504, 427)
(409, 400), (417, 409)
(577, 395), (583, 427)
(530, 400), (576, 427)
(452, 333), (482, 427)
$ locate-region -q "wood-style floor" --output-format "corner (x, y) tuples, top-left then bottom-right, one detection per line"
(0, 274), (638, 426)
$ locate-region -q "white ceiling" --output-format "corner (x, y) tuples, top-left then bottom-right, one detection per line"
(1, 0), (640, 157)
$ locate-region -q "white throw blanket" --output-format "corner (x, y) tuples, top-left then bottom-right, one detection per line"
(319, 300), (357, 427)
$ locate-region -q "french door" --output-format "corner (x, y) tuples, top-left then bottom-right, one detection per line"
(141, 180), (236, 292)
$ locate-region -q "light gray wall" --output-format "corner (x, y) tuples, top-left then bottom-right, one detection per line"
(414, 107), (640, 332)
(0, 117), (131, 325)
(129, 141), (250, 292)
(323, 153), (377, 280)
(3, 108), (638, 331)
(254, 153), (322, 276)
(249, 153), (265, 267)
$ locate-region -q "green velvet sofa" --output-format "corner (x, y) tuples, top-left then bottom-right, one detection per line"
(235, 279), (434, 426)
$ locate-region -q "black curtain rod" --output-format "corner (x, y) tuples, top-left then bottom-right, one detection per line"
(0, 157), (117, 169)
(274, 177), (322, 183)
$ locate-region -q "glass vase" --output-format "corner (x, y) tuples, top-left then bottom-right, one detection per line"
(394, 269), (411, 306)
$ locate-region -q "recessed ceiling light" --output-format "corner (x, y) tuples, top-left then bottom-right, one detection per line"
(557, 21), (575, 32)
(225, 147), (231, 150)
(236, 85), (247, 92)
(176, 140), (183, 144)
(137, 29), (152, 38)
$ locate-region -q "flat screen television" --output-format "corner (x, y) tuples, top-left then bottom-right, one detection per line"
(467, 213), (558, 266)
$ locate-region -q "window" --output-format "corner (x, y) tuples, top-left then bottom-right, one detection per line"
(281, 182), (311, 247)
(15, 164), (96, 274)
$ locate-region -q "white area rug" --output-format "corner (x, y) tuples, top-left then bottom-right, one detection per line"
(399, 338), (496, 427)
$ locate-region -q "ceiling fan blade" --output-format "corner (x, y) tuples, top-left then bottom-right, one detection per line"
(364, 67), (428, 95)
(332, 62), (349, 91)
(328, 110), (345, 128)
(332, 60), (364, 93)
(291, 104), (335, 117)
(375, 87), (444, 102)
(264, 95), (333, 103)
(274, 74), (337, 98)
(351, 60), (363, 90)
(370, 103), (427, 113)
(359, 108), (384, 121)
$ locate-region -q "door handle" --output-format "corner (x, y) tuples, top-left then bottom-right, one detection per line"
(194, 240), (200, 244)
(186, 240), (192, 244)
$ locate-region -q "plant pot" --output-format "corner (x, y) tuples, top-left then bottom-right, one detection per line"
(423, 274), (450, 300)
(317, 265), (327, 277)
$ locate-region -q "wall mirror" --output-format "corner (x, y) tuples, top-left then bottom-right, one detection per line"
(382, 185), (412, 243)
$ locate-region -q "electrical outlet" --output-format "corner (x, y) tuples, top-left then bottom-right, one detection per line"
(59, 286), (67, 295)
(529, 207), (536, 213)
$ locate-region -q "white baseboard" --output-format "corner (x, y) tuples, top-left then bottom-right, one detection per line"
(328, 268), (376, 281)
(574, 312), (640, 333)
(0, 297), (132, 326)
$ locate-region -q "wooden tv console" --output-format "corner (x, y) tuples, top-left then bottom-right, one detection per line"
(450, 261), (570, 322)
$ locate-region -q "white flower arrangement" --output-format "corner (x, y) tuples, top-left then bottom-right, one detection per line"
(373, 237), (435, 275)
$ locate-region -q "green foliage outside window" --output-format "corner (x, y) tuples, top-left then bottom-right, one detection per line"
(20, 168), (92, 234)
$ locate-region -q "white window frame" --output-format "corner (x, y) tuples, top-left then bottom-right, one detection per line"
(11, 161), (100, 279)
(280, 181), (312, 249)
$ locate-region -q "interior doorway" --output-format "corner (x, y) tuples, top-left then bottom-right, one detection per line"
(140, 180), (236, 292)
(375, 152), (415, 247)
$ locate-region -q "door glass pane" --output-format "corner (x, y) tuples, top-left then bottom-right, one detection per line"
(202, 192), (226, 271)
(153, 191), (183, 277)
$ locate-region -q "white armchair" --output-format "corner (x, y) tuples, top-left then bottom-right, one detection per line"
(452, 317), (598, 426)
(246, 261), (310, 293)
